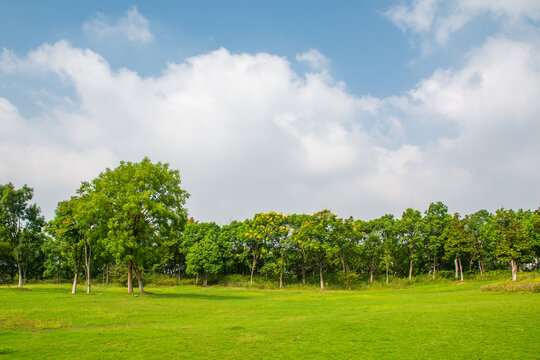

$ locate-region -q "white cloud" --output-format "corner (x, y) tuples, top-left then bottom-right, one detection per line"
(386, 0), (540, 44)
(83, 6), (153, 43)
(296, 49), (331, 71)
(0, 30), (539, 223)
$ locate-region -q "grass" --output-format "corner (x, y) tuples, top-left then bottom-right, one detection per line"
(0, 280), (539, 359)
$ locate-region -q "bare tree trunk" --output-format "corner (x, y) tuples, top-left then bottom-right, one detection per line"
(177, 255), (183, 281)
(386, 265), (389, 284)
(203, 273), (207, 287)
(71, 264), (79, 294)
(17, 260), (23, 288)
(341, 257), (346, 274)
(458, 257), (463, 282)
(318, 260), (324, 290)
(511, 259), (518, 281)
(370, 266), (374, 283)
(84, 242), (91, 294)
(250, 257), (257, 284)
(279, 252), (283, 288)
(106, 264), (109, 286)
(478, 260), (484, 275)
(432, 257), (437, 279)
(195, 273), (199, 284)
(408, 258), (413, 280)
(301, 252), (306, 285)
(454, 257), (459, 279)
(127, 260), (133, 293)
(134, 265), (145, 293)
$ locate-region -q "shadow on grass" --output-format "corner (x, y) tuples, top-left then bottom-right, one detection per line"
(145, 292), (248, 300)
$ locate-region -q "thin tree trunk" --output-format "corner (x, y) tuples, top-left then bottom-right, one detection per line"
(195, 273), (199, 284)
(134, 265), (145, 293)
(511, 259), (518, 281)
(177, 255), (183, 281)
(106, 264), (109, 286)
(478, 260), (484, 275)
(454, 257), (459, 279)
(370, 266), (374, 283)
(203, 273), (208, 287)
(84, 242), (91, 294)
(250, 257), (257, 284)
(17, 260), (23, 288)
(432, 257), (437, 279)
(71, 264), (79, 294)
(301, 252), (306, 285)
(408, 258), (413, 280)
(279, 251), (284, 288)
(341, 257), (346, 274)
(386, 265), (389, 284)
(318, 260), (324, 290)
(127, 260), (133, 293)
(458, 257), (463, 282)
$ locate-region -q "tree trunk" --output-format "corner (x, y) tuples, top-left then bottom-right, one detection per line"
(106, 264), (109, 286)
(177, 255), (183, 281)
(341, 257), (346, 274)
(134, 265), (145, 293)
(195, 273), (199, 284)
(250, 257), (257, 284)
(408, 258), (413, 280)
(432, 257), (437, 279)
(511, 259), (518, 281)
(203, 273), (208, 287)
(369, 266), (374, 283)
(127, 260), (133, 293)
(71, 264), (79, 294)
(454, 257), (459, 279)
(84, 242), (91, 294)
(386, 265), (389, 284)
(301, 252), (306, 285)
(318, 260), (324, 290)
(458, 257), (463, 282)
(17, 260), (23, 288)
(478, 260), (484, 275)
(279, 251), (284, 288)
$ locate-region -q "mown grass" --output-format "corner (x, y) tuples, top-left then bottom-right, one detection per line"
(0, 280), (539, 359)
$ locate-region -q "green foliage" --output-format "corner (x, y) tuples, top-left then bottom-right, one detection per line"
(0, 183), (45, 286)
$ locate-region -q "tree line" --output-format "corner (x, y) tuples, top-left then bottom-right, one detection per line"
(1, 158), (538, 293)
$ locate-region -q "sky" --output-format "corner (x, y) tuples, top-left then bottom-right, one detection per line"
(0, 0), (539, 223)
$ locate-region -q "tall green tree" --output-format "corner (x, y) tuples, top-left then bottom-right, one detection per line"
(297, 210), (337, 290)
(444, 213), (471, 281)
(423, 202), (451, 278)
(0, 183), (45, 288)
(46, 197), (86, 293)
(396, 208), (423, 280)
(465, 210), (492, 274)
(84, 158), (189, 293)
(185, 233), (222, 286)
(493, 208), (533, 280)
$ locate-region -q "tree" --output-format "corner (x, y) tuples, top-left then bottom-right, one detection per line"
(297, 210), (337, 290)
(444, 213), (471, 281)
(372, 214), (396, 284)
(465, 210), (492, 274)
(493, 208), (533, 280)
(46, 197), (85, 293)
(396, 208), (423, 280)
(423, 202), (451, 278)
(0, 183), (45, 288)
(185, 234), (222, 286)
(84, 158), (189, 293)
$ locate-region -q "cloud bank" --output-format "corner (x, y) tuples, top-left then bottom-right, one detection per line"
(0, 3), (539, 223)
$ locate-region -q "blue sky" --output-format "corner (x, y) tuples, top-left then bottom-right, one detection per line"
(1, 1), (539, 222)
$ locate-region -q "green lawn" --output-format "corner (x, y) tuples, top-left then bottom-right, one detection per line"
(0, 282), (538, 359)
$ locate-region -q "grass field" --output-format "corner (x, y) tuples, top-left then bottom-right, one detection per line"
(1, 281), (539, 359)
